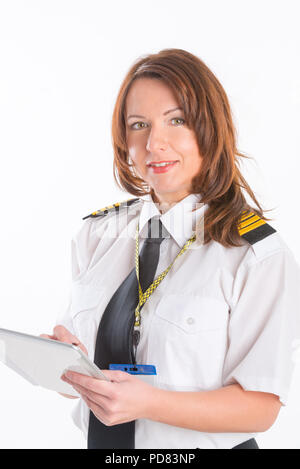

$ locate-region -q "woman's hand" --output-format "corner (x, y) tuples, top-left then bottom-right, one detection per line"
(40, 324), (88, 356)
(61, 369), (160, 426)
(40, 325), (88, 399)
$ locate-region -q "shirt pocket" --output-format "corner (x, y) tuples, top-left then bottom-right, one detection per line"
(70, 282), (105, 358)
(148, 294), (229, 388)
(155, 295), (229, 332)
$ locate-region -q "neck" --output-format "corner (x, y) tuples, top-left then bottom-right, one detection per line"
(151, 191), (191, 214)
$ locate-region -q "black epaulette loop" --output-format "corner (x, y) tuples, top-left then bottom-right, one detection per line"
(82, 197), (140, 220)
(238, 210), (276, 245)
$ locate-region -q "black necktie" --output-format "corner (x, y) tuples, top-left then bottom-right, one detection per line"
(87, 216), (168, 449)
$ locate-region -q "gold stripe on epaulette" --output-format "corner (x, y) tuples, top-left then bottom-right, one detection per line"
(239, 218), (266, 236)
(239, 213), (259, 227)
(82, 198), (139, 220)
(239, 211), (257, 223)
(238, 211), (265, 235)
(237, 210), (276, 244)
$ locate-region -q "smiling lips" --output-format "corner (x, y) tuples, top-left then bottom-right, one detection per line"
(147, 160), (178, 167)
(147, 160), (179, 173)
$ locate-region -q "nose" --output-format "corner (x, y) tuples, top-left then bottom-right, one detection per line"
(146, 125), (168, 153)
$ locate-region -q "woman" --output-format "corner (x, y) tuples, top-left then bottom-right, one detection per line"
(42, 48), (300, 449)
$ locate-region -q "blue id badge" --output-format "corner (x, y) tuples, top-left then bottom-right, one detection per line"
(109, 364), (157, 375)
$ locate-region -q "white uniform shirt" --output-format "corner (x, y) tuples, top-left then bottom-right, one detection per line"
(57, 193), (300, 449)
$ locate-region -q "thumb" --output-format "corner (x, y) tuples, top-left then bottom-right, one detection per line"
(53, 325), (88, 356)
(53, 325), (79, 344)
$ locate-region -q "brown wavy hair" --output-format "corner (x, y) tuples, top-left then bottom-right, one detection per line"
(111, 48), (274, 247)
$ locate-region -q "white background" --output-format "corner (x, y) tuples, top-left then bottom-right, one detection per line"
(0, 0), (299, 449)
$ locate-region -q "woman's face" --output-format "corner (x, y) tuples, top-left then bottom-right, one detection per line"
(125, 78), (202, 205)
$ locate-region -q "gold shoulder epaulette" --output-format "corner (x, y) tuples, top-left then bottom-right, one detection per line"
(238, 210), (276, 245)
(82, 197), (140, 220)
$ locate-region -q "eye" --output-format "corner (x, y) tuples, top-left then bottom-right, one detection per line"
(129, 117), (185, 130)
(130, 122), (147, 130)
(171, 117), (185, 126)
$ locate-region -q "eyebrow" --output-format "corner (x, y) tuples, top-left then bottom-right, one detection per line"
(127, 107), (183, 120)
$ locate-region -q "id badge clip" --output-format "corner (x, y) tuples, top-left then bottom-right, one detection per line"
(109, 364), (157, 375)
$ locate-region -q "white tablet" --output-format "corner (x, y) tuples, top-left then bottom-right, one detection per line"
(0, 327), (110, 397)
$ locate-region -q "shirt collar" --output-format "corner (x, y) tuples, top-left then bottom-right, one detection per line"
(138, 192), (207, 247)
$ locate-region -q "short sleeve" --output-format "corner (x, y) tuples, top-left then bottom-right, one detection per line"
(222, 246), (300, 406)
(55, 294), (76, 336)
(69, 218), (98, 280)
(54, 219), (95, 334)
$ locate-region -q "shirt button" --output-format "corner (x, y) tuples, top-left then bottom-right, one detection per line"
(186, 317), (195, 325)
